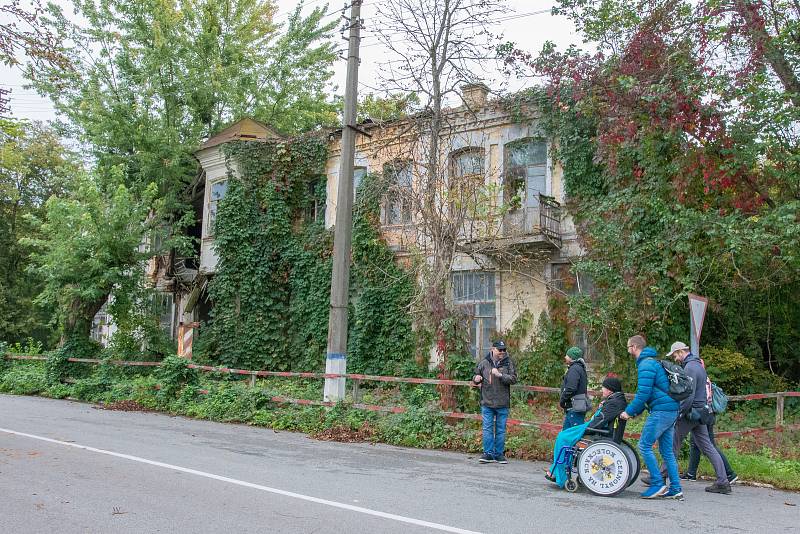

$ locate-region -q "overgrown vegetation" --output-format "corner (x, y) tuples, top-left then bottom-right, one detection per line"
(499, 0), (800, 387)
(196, 140), (416, 375)
(1, 358), (797, 490)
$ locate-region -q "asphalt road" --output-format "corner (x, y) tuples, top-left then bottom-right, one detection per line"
(0, 394), (797, 534)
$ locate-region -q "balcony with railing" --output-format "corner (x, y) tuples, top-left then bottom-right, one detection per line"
(458, 193), (562, 256)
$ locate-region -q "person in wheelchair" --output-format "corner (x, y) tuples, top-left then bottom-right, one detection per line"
(545, 376), (627, 487)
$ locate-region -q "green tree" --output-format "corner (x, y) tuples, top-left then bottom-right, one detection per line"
(24, 168), (156, 341)
(503, 0), (800, 381)
(27, 0), (338, 225)
(0, 119), (80, 346)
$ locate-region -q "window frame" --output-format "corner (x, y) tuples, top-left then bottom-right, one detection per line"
(503, 138), (548, 208)
(449, 147), (485, 215)
(382, 160), (413, 226)
(206, 179), (229, 236)
(451, 270), (497, 359)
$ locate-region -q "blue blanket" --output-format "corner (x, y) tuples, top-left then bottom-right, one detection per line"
(549, 421), (591, 488)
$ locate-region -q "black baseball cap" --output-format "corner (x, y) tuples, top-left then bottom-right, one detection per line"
(492, 340), (507, 350)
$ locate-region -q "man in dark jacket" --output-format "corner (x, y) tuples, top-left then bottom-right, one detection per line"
(662, 341), (732, 495)
(620, 335), (682, 499)
(472, 340), (517, 464)
(560, 346), (589, 429)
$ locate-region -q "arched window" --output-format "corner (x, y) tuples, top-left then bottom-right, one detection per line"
(449, 147), (485, 214)
(383, 160), (413, 225)
(504, 138), (546, 208)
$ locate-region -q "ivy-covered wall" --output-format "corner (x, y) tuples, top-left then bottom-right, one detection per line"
(195, 138), (416, 374)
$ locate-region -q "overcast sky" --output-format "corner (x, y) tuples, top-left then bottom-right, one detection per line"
(2, 0), (581, 124)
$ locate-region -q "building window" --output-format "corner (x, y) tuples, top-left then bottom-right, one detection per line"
(452, 271), (496, 358)
(207, 179), (228, 235)
(383, 161), (413, 225)
(450, 147), (485, 213)
(504, 139), (546, 208)
(91, 302), (110, 343)
(305, 177), (326, 224)
(153, 292), (175, 339)
(353, 166), (367, 200)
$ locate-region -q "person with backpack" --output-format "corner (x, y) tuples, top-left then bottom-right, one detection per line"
(619, 335), (683, 499)
(660, 341), (732, 494)
(683, 358), (738, 484)
(559, 346), (590, 429)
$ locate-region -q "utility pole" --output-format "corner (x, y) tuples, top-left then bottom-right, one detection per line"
(324, 0), (362, 402)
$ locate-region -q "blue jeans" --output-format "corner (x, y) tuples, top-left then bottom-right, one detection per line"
(639, 410), (681, 492)
(562, 410), (586, 430)
(481, 406), (509, 458)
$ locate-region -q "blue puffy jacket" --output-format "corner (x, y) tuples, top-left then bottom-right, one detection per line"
(625, 347), (679, 417)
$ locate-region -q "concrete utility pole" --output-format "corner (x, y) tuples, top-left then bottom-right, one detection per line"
(324, 0), (362, 402)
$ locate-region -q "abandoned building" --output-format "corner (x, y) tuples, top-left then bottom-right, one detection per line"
(91, 85), (586, 362)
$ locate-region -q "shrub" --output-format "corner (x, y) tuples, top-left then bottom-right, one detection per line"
(154, 355), (199, 399)
(0, 364), (48, 395)
(702, 346), (787, 394)
(515, 312), (568, 388)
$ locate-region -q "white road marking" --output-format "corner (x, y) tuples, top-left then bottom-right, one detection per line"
(0, 427), (481, 534)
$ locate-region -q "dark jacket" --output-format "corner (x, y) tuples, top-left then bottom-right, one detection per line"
(624, 347), (679, 417)
(474, 353), (517, 408)
(559, 358), (588, 411)
(587, 391), (627, 431)
(681, 353), (708, 414)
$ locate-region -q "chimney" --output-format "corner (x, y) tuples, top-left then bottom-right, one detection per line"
(461, 83), (489, 110)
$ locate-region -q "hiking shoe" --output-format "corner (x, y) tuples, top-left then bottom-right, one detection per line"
(640, 475), (651, 486)
(640, 485), (668, 499)
(727, 474), (739, 484)
(662, 489), (684, 500)
(478, 453), (496, 463)
(495, 455), (508, 464)
(705, 482), (732, 495)
(680, 473), (696, 481)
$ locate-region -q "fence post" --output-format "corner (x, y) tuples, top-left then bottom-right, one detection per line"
(776, 393), (785, 429)
(249, 374), (256, 388)
(351, 379), (361, 402)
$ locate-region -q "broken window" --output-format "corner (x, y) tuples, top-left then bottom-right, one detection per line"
(353, 166), (367, 199)
(450, 147), (485, 213)
(504, 139), (546, 208)
(383, 161), (413, 225)
(207, 179), (228, 236)
(452, 271), (496, 359)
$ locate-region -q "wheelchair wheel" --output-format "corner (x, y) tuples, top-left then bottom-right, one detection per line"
(576, 438), (631, 497)
(565, 479), (578, 493)
(621, 440), (641, 487)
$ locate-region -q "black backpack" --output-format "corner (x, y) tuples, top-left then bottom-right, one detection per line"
(657, 359), (694, 402)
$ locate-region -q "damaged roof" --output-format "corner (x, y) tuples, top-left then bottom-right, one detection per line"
(197, 118), (283, 151)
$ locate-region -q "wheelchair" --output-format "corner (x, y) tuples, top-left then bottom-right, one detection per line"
(554, 418), (641, 497)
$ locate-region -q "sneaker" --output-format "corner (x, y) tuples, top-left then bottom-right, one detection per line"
(680, 473), (697, 481)
(705, 482), (732, 494)
(495, 455), (508, 464)
(662, 489), (684, 500)
(727, 474), (739, 484)
(640, 485), (668, 499)
(640, 475), (651, 486)
(478, 453), (496, 463)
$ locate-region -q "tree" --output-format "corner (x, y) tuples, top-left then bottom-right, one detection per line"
(26, 0), (338, 220)
(1, 0), (72, 115)
(0, 119), (80, 346)
(372, 0), (509, 349)
(24, 168), (156, 341)
(503, 0), (800, 380)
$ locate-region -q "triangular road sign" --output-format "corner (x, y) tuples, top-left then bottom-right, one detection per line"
(688, 293), (708, 342)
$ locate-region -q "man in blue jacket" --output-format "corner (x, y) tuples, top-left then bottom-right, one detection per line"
(620, 335), (682, 499)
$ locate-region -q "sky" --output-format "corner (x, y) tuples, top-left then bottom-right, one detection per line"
(1, 0), (582, 124)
